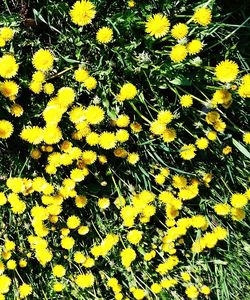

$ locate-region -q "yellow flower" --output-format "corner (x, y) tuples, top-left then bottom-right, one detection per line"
(117, 83), (137, 101)
(120, 248), (136, 268)
(145, 13), (170, 38)
(10, 103), (23, 117)
(180, 95), (193, 107)
(20, 126), (44, 144)
(67, 215), (80, 229)
(151, 283), (162, 294)
(32, 49), (54, 72)
(130, 122), (142, 133)
(222, 145), (232, 155)
(127, 230), (143, 245)
(43, 83), (55, 95)
(85, 105), (104, 124)
(52, 265), (66, 277)
(29, 80), (43, 94)
(214, 203), (231, 216)
(83, 76), (97, 90)
(98, 197), (110, 209)
(116, 129), (129, 142)
(75, 273), (95, 288)
(0, 80), (18, 98)
(193, 7), (212, 26)
(230, 193), (248, 208)
(150, 120), (166, 135)
(128, 0), (135, 8)
(127, 152), (139, 164)
(132, 288), (146, 300)
(0, 27), (14, 41)
(157, 110), (173, 124)
(99, 132), (117, 149)
(187, 39), (203, 55)
(116, 114), (130, 127)
(200, 285), (210, 295)
(155, 174), (165, 185)
(57, 87), (76, 107)
(215, 60), (239, 83)
(185, 285), (199, 299)
(0, 120), (14, 139)
(30, 152), (42, 165)
(207, 130), (217, 141)
(195, 137), (209, 150)
(243, 132), (250, 144)
(181, 272), (191, 281)
(74, 68), (89, 82)
(32, 70), (45, 82)
(0, 54), (19, 78)
(96, 27), (113, 44)
(6, 259), (16, 270)
(53, 282), (64, 292)
(162, 128), (176, 143)
(211, 89), (232, 107)
(86, 132), (99, 145)
(170, 44), (187, 63)
(70, 1), (96, 26)
(180, 144), (196, 160)
(171, 23), (188, 40)
(19, 283), (32, 299)
(43, 126), (62, 145)
(0, 275), (11, 294)
(231, 207), (245, 221)
(0, 192), (7, 205)
(61, 236), (75, 249)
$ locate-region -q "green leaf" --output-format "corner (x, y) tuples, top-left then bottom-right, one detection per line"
(232, 138), (250, 159)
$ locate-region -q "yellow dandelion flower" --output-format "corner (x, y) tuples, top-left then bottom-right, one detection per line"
(180, 95), (193, 107)
(185, 285), (199, 299)
(195, 137), (209, 149)
(85, 105), (104, 124)
(43, 83), (55, 95)
(0, 120), (14, 139)
(70, 1), (96, 26)
(215, 60), (239, 83)
(20, 126), (44, 144)
(52, 265), (66, 277)
(243, 132), (250, 144)
(74, 68), (89, 82)
(32, 49), (54, 72)
(145, 13), (170, 38)
(61, 236), (75, 250)
(170, 44), (187, 63)
(193, 7), (212, 26)
(96, 27), (113, 44)
(127, 152), (139, 164)
(75, 273), (95, 288)
(214, 203), (231, 216)
(83, 76), (97, 90)
(171, 23), (188, 40)
(99, 132), (117, 149)
(187, 39), (203, 55)
(0, 80), (18, 99)
(0, 27), (14, 41)
(29, 80), (43, 94)
(117, 83), (137, 101)
(0, 54), (19, 78)
(180, 144), (196, 160)
(162, 127), (176, 143)
(230, 193), (248, 208)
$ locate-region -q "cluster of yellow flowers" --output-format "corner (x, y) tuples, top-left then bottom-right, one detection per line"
(0, 1), (249, 299)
